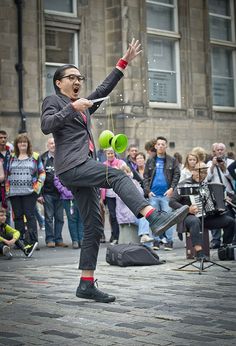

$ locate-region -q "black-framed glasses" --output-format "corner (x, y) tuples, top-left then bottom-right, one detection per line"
(60, 74), (85, 82)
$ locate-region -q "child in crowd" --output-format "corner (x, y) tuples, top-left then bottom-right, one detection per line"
(0, 207), (37, 259)
(115, 165), (153, 246)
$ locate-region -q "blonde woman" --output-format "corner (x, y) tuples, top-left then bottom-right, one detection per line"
(179, 153), (199, 182)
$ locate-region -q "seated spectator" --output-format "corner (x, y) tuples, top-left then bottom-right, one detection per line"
(54, 176), (84, 249)
(0, 207), (37, 259)
(169, 162), (235, 260)
(179, 152), (199, 182)
(116, 165), (153, 246)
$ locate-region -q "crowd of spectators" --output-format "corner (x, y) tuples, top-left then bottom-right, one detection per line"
(0, 128), (235, 261)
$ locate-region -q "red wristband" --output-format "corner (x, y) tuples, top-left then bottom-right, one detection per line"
(116, 58), (128, 69)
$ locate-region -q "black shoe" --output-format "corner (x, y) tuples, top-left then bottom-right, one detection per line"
(76, 279), (116, 303)
(146, 206), (189, 237)
(164, 241), (173, 251)
(24, 242), (38, 258)
(210, 242), (221, 249)
(196, 250), (208, 261)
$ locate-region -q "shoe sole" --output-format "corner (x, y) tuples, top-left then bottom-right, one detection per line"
(140, 238), (154, 243)
(151, 205), (189, 236)
(27, 242), (38, 258)
(76, 291), (116, 303)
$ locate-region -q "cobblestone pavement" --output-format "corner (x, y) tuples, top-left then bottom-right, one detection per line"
(0, 229), (236, 346)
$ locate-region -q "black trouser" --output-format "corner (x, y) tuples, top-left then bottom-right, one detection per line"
(59, 157), (149, 270)
(9, 193), (38, 245)
(106, 197), (119, 240)
(184, 213), (235, 247)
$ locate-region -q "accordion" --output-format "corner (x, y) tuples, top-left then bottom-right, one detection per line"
(178, 182), (226, 217)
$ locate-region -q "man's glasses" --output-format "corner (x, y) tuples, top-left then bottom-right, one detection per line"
(60, 74), (85, 82)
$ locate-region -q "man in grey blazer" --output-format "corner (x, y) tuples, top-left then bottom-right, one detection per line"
(41, 39), (188, 303)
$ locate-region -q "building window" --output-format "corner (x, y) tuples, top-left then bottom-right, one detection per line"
(43, 0), (76, 16)
(146, 0), (180, 105)
(45, 29), (78, 95)
(209, 0), (236, 108)
(43, 1), (79, 96)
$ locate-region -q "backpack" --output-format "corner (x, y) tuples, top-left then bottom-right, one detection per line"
(106, 243), (166, 267)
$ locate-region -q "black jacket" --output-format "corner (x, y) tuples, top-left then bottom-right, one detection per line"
(143, 154), (180, 198)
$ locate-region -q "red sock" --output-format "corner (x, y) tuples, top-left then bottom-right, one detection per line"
(81, 277), (94, 282)
(145, 208), (156, 218)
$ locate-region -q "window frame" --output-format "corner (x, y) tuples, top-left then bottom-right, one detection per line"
(44, 29), (79, 97)
(146, 0), (181, 108)
(43, 0), (77, 17)
(209, 0), (236, 110)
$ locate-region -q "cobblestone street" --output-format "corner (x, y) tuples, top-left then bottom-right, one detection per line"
(0, 226), (236, 346)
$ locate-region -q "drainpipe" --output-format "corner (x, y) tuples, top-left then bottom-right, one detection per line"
(15, 0), (27, 133)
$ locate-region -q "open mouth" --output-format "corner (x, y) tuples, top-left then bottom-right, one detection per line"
(73, 87), (79, 94)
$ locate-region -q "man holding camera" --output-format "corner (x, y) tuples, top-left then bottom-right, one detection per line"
(207, 142), (235, 248)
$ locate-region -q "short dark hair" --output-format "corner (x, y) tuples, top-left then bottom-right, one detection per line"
(156, 136), (167, 143)
(128, 144), (138, 151)
(0, 130), (7, 136)
(53, 64), (79, 94)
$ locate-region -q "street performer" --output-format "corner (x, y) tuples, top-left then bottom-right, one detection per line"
(169, 162), (235, 260)
(41, 38), (188, 303)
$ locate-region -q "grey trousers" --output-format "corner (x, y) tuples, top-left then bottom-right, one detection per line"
(59, 157), (149, 270)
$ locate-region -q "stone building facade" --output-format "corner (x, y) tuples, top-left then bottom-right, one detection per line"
(0, 0), (235, 157)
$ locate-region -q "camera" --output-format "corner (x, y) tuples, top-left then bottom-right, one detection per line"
(216, 156), (224, 163)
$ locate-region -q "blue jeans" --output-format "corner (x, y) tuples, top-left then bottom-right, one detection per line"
(136, 217), (153, 247)
(63, 199), (84, 242)
(35, 204), (45, 229)
(44, 194), (64, 244)
(149, 195), (175, 242)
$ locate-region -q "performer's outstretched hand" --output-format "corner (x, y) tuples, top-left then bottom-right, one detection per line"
(122, 38), (142, 63)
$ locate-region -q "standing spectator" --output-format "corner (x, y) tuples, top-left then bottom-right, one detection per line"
(192, 146), (207, 163)
(54, 175), (84, 249)
(0, 130), (12, 222)
(207, 142), (235, 248)
(5, 134), (45, 248)
(125, 144), (143, 184)
(143, 136), (180, 250)
(0, 161), (4, 183)
(173, 152), (184, 170)
(144, 139), (157, 159)
(179, 152), (199, 182)
(228, 160), (236, 181)
(100, 148), (126, 243)
(39, 137), (67, 248)
(135, 152), (146, 179)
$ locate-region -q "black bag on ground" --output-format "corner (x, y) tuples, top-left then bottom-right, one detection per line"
(218, 244), (236, 260)
(106, 243), (165, 267)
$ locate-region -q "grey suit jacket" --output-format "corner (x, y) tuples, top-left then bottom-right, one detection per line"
(41, 68), (123, 175)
